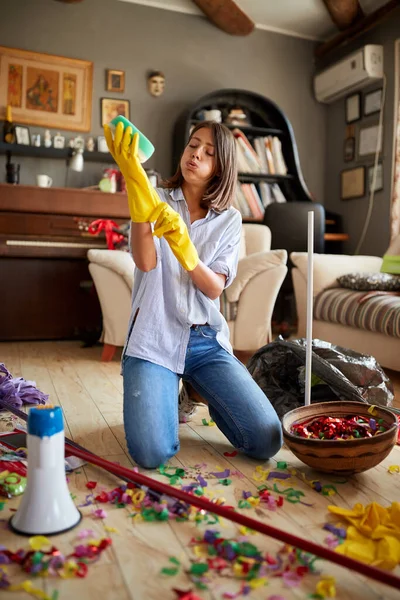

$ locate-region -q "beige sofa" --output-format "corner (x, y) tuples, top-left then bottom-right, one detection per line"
(88, 224), (288, 361)
(291, 252), (400, 371)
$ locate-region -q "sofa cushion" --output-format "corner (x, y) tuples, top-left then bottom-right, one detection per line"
(337, 272), (400, 291)
(314, 288), (400, 339)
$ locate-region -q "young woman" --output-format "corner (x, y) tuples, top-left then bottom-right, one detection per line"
(104, 120), (282, 469)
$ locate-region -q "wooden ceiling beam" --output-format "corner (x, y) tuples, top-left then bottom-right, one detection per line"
(193, 0), (255, 36)
(316, 0), (400, 58)
(322, 0), (364, 30)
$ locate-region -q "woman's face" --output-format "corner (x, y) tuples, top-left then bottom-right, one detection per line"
(180, 127), (216, 186)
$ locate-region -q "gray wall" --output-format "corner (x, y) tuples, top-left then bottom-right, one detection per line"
(1, 0), (326, 199)
(323, 9), (400, 256)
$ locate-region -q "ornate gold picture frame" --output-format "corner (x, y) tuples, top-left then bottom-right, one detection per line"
(0, 46), (93, 132)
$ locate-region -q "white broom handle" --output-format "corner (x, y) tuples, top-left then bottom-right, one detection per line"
(305, 211), (314, 406)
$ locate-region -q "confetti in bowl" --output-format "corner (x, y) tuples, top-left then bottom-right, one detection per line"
(282, 401), (398, 475)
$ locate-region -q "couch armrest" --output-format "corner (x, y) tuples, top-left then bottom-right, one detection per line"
(225, 249), (287, 304)
(290, 252), (383, 297)
(88, 249), (135, 290)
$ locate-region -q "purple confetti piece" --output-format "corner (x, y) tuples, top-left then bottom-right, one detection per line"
(283, 571), (302, 587)
(323, 523), (346, 538)
(182, 483), (198, 493)
(197, 475), (208, 488)
(242, 585), (251, 595)
(211, 469), (230, 479)
(242, 491), (252, 499)
(204, 530), (219, 543)
(0, 554), (11, 565)
(313, 481), (323, 492)
(369, 418), (377, 431)
(224, 544), (237, 561)
(267, 471), (291, 480)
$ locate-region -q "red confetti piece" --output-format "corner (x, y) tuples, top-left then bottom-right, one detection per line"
(173, 589), (203, 600)
(223, 451), (238, 457)
(86, 481), (97, 490)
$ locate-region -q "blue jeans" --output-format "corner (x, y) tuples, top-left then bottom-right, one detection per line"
(123, 326), (282, 469)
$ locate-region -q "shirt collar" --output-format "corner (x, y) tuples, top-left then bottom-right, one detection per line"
(169, 187), (185, 202)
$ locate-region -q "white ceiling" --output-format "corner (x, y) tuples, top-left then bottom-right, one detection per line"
(118, 0), (390, 41)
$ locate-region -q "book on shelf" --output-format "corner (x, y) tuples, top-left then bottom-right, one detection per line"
(232, 127), (287, 175)
(234, 181), (287, 219)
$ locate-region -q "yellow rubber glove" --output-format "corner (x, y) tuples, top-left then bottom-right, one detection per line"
(152, 202), (199, 271)
(104, 122), (161, 222)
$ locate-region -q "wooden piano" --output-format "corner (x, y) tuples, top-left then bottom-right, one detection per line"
(0, 184), (129, 341)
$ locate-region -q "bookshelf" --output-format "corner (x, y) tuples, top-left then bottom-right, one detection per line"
(172, 88), (315, 219)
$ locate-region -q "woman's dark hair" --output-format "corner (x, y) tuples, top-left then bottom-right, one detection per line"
(163, 121), (237, 212)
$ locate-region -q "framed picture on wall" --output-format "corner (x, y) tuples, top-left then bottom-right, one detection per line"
(100, 98), (130, 127)
(364, 88), (383, 116)
(106, 69), (125, 93)
(345, 92), (361, 123)
(15, 125), (30, 145)
(344, 137), (355, 162)
(0, 45), (93, 132)
(367, 163), (383, 192)
(341, 166), (365, 200)
(358, 123), (383, 157)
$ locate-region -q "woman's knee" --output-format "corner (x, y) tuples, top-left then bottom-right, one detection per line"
(245, 415), (283, 461)
(126, 437), (179, 469)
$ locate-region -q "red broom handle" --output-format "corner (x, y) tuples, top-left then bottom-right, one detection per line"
(66, 443), (400, 591)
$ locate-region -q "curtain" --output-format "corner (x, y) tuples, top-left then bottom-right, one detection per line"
(391, 40), (400, 241)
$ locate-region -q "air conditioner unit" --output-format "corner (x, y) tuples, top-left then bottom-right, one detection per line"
(314, 44), (383, 104)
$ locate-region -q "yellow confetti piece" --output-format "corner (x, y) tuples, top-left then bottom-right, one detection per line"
(29, 536), (51, 551)
(9, 580), (53, 600)
(249, 577), (268, 589)
(130, 489), (146, 504)
(0, 470), (10, 480)
(316, 575), (336, 598)
(248, 497), (260, 508)
(233, 562), (245, 577)
(388, 465), (400, 474)
(193, 544), (209, 558)
(239, 525), (257, 536)
(104, 526), (120, 534)
(253, 465), (270, 482)
(87, 539), (102, 547)
(368, 405), (378, 416)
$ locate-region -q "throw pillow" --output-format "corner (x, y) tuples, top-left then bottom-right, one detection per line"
(381, 234), (400, 274)
(337, 272), (400, 291)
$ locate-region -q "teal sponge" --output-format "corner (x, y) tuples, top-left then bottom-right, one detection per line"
(109, 115), (155, 163)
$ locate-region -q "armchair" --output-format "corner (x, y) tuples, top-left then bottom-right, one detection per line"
(88, 224), (287, 361)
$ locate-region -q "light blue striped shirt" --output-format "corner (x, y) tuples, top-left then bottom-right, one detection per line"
(124, 187), (242, 374)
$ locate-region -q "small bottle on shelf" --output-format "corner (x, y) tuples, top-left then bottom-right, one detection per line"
(3, 105), (15, 144)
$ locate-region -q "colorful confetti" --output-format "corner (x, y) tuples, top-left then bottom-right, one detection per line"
(291, 415), (390, 440)
(166, 529), (321, 596)
(0, 537), (111, 592)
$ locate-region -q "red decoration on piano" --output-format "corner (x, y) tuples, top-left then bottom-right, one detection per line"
(88, 219), (125, 250)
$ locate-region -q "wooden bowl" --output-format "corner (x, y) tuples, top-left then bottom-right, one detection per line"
(282, 401), (398, 475)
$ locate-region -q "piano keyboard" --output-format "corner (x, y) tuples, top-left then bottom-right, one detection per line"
(6, 240), (106, 249)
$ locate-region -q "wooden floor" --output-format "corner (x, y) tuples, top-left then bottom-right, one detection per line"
(1, 341), (399, 600)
